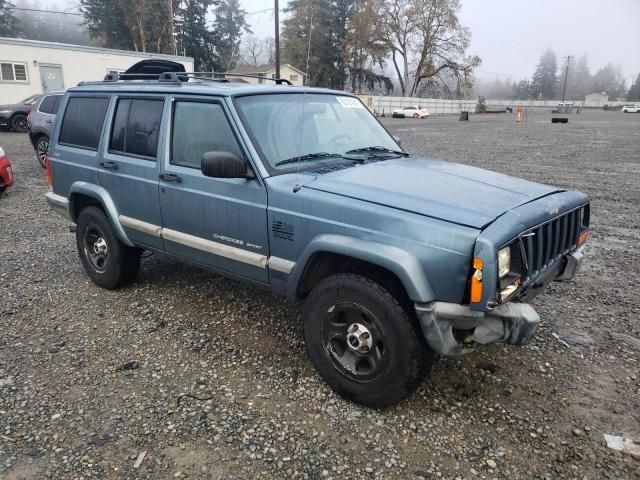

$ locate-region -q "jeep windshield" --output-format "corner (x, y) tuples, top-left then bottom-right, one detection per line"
(234, 93), (403, 173)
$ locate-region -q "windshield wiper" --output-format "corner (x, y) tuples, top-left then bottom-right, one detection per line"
(275, 152), (357, 167)
(345, 146), (409, 157)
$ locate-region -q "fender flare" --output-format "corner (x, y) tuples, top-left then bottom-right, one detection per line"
(287, 233), (435, 303)
(68, 181), (134, 247)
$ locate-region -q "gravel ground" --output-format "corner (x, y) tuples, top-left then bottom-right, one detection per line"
(1, 110), (639, 479)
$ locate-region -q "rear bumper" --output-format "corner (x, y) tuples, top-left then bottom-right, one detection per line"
(45, 192), (71, 220)
(415, 301), (540, 356)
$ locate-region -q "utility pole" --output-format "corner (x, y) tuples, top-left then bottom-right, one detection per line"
(167, 0), (176, 55)
(274, 0), (281, 78)
(561, 55), (572, 102)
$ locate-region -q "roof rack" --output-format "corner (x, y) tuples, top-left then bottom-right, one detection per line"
(78, 71), (293, 87)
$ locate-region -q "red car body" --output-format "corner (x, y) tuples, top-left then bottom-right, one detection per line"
(0, 147), (14, 192)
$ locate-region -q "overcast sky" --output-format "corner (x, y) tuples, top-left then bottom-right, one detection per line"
(45, 0), (640, 82)
(240, 0), (640, 83)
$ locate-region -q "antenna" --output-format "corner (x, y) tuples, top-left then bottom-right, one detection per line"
(293, 3), (314, 193)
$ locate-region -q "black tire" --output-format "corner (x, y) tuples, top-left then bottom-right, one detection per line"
(303, 273), (433, 408)
(11, 114), (27, 133)
(35, 135), (49, 168)
(76, 206), (142, 289)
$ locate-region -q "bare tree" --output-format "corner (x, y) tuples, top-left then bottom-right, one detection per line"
(263, 36), (276, 64)
(240, 34), (264, 65)
(381, 0), (480, 97)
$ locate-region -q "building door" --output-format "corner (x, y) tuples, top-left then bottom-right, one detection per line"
(40, 65), (64, 92)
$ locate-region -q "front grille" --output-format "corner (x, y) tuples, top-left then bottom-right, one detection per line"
(519, 208), (582, 280)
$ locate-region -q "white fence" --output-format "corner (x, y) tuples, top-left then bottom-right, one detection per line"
(357, 94), (639, 115)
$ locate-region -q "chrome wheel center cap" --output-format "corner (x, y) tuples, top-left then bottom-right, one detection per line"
(93, 238), (107, 255)
(346, 323), (373, 353)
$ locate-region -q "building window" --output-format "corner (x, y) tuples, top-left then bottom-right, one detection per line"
(0, 62), (28, 82)
(290, 74), (298, 82)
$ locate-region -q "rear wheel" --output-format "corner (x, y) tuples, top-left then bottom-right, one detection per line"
(76, 206), (142, 289)
(35, 136), (49, 168)
(11, 114), (27, 133)
(303, 274), (433, 408)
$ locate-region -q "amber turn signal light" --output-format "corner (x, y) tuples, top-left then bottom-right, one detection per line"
(577, 229), (588, 247)
(470, 257), (483, 303)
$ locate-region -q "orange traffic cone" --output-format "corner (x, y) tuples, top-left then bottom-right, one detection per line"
(515, 111), (522, 123)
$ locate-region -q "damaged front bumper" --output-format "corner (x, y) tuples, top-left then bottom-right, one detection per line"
(415, 301), (540, 356)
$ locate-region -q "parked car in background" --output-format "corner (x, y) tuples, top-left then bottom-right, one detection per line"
(392, 106), (430, 118)
(0, 94), (40, 133)
(621, 105), (640, 113)
(0, 147), (14, 194)
(28, 92), (64, 168)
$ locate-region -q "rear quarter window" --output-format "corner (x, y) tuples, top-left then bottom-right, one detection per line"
(39, 95), (62, 115)
(59, 97), (110, 150)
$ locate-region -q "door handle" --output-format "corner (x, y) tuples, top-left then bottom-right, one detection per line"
(46, 119), (53, 124)
(159, 173), (182, 183)
(100, 161), (118, 170)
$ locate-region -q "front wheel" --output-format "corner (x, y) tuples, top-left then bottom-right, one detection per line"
(35, 136), (49, 168)
(11, 114), (27, 133)
(303, 274), (433, 408)
(413, 113), (419, 119)
(76, 206), (142, 289)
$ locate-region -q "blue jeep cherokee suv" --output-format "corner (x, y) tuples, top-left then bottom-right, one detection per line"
(45, 72), (589, 407)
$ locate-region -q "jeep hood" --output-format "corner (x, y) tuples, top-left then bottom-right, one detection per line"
(304, 157), (561, 229)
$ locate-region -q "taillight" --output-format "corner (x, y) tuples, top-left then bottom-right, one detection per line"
(45, 154), (52, 186)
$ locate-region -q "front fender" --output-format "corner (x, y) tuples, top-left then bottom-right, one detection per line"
(68, 181), (134, 247)
(287, 233), (435, 303)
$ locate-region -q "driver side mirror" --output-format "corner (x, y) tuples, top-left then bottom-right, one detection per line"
(201, 151), (255, 179)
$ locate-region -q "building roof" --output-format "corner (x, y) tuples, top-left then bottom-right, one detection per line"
(0, 36), (193, 63)
(229, 63), (305, 76)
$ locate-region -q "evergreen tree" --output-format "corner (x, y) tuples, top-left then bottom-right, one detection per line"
(531, 49), (558, 99)
(211, 0), (250, 72)
(80, 0), (174, 53)
(572, 54), (591, 99)
(179, 0), (219, 71)
(627, 74), (640, 101)
(0, 0), (20, 36)
(281, 0), (353, 89)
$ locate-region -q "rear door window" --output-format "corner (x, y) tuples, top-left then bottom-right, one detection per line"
(39, 95), (62, 114)
(58, 97), (109, 150)
(109, 98), (164, 159)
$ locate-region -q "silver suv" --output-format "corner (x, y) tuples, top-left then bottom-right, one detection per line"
(28, 92), (64, 168)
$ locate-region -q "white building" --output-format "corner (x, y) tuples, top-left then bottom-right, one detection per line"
(228, 64), (305, 86)
(0, 37), (194, 104)
(585, 92), (608, 102)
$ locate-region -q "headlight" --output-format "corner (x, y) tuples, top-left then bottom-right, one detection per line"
(498, 247), (511, 278)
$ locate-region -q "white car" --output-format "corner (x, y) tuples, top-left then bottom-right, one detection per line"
(392, 106), (430, 119)
(621, 105), (640, 113)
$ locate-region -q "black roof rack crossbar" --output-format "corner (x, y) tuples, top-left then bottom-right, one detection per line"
(80, 71), (294, 87)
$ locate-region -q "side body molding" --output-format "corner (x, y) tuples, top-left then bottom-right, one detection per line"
(287, 234), (436, 303)
(68, 181), (134, 247)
